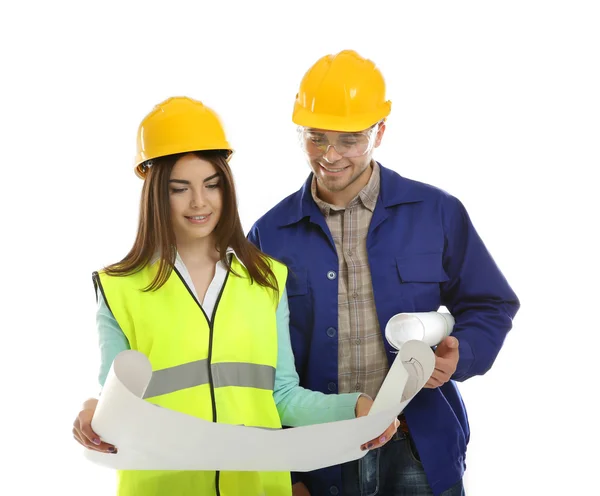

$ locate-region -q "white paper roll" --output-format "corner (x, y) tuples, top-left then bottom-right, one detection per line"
(385, 312), (455, 349)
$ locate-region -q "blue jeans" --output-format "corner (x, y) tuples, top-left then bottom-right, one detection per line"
(341, 430), (465, 496)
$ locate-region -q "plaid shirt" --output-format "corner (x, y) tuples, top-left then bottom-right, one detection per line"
(311, 161), (389, 400)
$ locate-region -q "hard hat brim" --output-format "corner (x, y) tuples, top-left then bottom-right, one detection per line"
(292, 102), (391, 133)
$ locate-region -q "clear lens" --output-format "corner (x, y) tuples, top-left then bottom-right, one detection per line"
(298, 125), (378, 158)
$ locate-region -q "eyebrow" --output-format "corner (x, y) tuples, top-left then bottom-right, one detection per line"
(168, 173), (220, 185)
(203, 173), (220, 182)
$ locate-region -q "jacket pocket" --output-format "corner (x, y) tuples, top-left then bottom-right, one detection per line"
(395, 253), (449, 309)
(396, 252), (449, 283)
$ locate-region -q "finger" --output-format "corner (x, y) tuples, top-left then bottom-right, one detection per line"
(433, 358), (457, 382)
(73, 427), (98, 449)
(436, 337), (459, 358)
(434, 359), (454, 376)
(432, 374), (444, 387)
(435, 368), (452, 382)
(73, 427), (113, 452)
(79, 412), (118, 452)
(430, 352), (458, 386)
(92, 439), (118, 453)
(73, 428), (86, 446)
(360, 421), (398, 451)
(362, 427), (395, 450)
(424, 376), (443, 388)
(380, 422), (398, 444)
(433, 367), (451, 379)
(429, 369), (447, 385)
(73, 418), (94, 448)
(78, 412), (102, 446)
(75, 420), (117, 453)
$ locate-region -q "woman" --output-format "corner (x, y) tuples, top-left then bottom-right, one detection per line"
(72, 96), (398, 496)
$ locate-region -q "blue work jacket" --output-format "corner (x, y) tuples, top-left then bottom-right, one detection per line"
(248, 163), (520, 496)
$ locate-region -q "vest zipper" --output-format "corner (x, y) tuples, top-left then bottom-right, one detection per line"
(174, 266), (230, 496)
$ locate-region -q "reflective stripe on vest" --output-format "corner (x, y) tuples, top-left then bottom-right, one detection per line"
(144, 360), (276, 399)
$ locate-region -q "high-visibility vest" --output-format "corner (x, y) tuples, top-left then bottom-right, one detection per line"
(95, 256), (291, 496)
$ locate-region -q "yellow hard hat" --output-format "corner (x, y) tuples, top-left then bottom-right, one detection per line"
(134, 96), (233, 178)
(292, 50), (392, 133)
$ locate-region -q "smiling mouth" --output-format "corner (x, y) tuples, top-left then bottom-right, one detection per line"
(185, 214), (211, 224)
(319, 163), (350, 173)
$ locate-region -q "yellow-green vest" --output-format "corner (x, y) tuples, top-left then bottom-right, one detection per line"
(94, 256), (291, 496)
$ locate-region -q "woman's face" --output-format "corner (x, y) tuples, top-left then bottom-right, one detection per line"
(168, 154), (223, 245)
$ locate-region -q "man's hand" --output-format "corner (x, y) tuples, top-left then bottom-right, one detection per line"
(424, 336), (459, 388)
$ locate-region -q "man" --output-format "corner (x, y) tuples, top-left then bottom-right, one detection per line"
(248, 50), (520, 496)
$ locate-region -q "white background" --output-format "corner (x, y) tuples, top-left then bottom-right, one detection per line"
(1, 1), (598, 494)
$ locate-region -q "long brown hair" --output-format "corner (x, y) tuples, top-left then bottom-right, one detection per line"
(104, 150), (279, 295)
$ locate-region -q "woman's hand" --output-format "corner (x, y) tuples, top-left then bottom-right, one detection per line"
(292, 481), (311, 495)
(72, 398), (117, 453)
(355, 395), (399, 451)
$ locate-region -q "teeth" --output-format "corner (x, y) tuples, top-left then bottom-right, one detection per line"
(322, 165), (347, 172)
(189, 216), (207, 220)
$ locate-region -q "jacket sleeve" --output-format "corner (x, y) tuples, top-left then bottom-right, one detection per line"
(440, 195), (520, 381)
(247, 223), (261, 249)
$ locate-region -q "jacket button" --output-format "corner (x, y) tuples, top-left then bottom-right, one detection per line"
(326, 327), (336, 337)
(327, 270), (337, 280)
(327, 382), (336, 392)
(329, 486), (339, 495)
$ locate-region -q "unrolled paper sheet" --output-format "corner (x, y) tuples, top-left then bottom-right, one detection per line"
(84, 339), (434, 471)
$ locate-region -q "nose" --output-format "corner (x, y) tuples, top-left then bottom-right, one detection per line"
(190, 188), (206, 209)
(322, 145), (343, 164)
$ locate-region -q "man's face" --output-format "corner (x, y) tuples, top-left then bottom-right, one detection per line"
(300, 123), (385, 195)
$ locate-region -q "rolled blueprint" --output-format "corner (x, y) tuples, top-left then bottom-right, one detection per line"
(385, 311), (455, 349)
(368, 312), (454, 416)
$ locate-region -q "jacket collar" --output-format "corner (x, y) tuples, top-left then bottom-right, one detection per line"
(277, 162), (424, 227)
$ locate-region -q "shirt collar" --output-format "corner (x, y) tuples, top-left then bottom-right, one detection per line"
(311, 160), (381, 216)
(150, 246), (245, 268)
